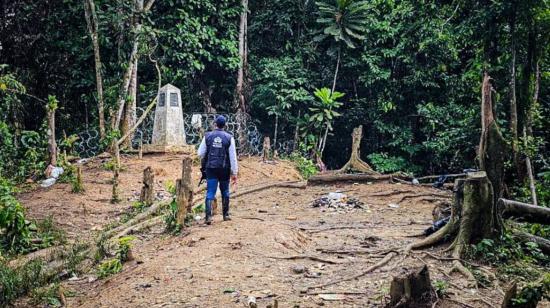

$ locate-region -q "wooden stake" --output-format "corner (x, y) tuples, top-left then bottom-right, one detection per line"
(140, 167), (154, 206)
(111, 168), (120, 203)
(138, 139), (143, 159)
(176, 157), (194, 225)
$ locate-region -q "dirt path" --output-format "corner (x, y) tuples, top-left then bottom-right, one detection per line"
(16, 154), (506, 307)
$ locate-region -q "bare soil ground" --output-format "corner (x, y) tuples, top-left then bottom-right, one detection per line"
(16, 153), (512, 307)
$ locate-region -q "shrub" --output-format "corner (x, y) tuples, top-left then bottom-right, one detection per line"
(0, 178), (31, 253)
(97, 258), (122, 279)
(367, 152), (413, 174)
(289, 152), (317, 179)
(0, 259), (46, 306)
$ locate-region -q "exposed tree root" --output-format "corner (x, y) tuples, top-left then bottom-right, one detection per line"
(308, 173), (392, 185)
(369, 190), (416, 197)
(307, 251), (397, 290)
(233, 181), (306, 198)
(395, 193), (450, 204)
(302, 225), (374, 233)
(266, 255), (344, 264)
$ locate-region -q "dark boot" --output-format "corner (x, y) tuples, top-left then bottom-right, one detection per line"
(205, 199), (213, 225)
(222, 197), (231, 221)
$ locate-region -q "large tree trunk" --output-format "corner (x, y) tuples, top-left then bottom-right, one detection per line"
(113, 0), (152, 133)
(509, 15), (521, 178)
(233, 0), (249, 153)
(47, 104), (57, 166)
(523, 55), (540, 205)
(235, 0), (248, 113)
(121, 60), (138, 149)
(479, 72), (508, 207)
(83, 0), (106, 141)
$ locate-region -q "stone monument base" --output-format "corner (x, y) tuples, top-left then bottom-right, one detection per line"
(142, 144), (195, 154)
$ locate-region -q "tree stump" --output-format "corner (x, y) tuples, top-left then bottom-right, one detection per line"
(262, 136), (271, 162)
(407, 172), (500, 283)
(140, 167), (154, 206)
(176, 157), (194, 225)
(388, 265), (435, 307)
(337, 125), (376, 174)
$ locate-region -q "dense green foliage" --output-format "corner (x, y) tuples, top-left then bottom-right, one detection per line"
(1, 0), (548, 175)
(0, 260), (47, 306)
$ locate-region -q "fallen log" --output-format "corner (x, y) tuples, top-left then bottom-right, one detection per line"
(498, 198), (550, 224)
(308, 173), (392, 185)
(514, 231), (550, 255)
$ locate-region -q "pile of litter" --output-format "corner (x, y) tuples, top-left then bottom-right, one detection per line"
(311, 192), (366, 212)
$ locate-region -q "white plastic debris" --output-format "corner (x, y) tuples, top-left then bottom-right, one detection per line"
(412, 178), (420, 185)
(388, 203), (400, 209)
(50, 167), (64, 179)
(194, 215), (202, 221)
(191, 114), (202, 129)
(40, 178), (57, 188)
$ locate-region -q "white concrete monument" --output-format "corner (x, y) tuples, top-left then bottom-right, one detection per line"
(143, 84), (193, 153)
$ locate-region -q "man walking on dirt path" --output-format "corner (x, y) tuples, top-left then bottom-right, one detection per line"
(197, 115), (238, 225)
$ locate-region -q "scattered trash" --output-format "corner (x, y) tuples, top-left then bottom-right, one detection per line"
(311, 193), (365, 212)
(423, 216), (450, 236)
(388, 203), (400, 209)
(194, 215), (202, 221)
(412, 178), (420, 185)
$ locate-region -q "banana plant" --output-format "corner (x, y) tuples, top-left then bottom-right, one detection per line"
(309, 87), (345, 157)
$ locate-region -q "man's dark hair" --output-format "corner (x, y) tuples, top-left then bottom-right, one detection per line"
(215, 116), (226, 128)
